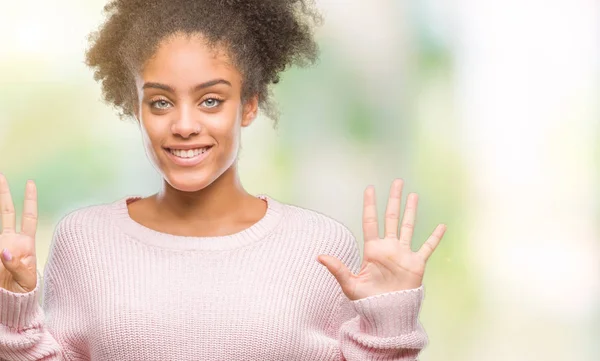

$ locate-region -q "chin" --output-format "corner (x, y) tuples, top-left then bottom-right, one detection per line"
(165, 175), (210, 192)
(154, 149), (234, 193)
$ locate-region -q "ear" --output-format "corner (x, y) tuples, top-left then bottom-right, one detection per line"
(241, 95), (259, 127)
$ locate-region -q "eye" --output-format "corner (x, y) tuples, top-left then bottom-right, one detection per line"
(201, 98), (222, 108)
(150, 99), (172, 110)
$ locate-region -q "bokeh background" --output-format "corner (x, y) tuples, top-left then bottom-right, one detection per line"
(1, 0), (598, 360)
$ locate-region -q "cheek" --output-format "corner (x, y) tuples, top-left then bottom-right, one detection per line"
(140, 119), (167, 157)
(208, 108), (243, 146)
(141, 121), (159, 144)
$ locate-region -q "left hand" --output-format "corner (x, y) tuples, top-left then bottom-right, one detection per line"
(317, 178), (446, 301)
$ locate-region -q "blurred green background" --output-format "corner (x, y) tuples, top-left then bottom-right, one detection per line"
(0, 1), (598, 360)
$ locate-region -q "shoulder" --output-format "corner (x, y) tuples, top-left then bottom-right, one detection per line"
(50, 198), (118, 248)
(44, 199), (117, 278)
(278, 200), (355, 239)
(276, 199), (361, 270)
(54, 201), (113, 233)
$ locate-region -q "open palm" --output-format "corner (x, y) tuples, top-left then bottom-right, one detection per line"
(318, 178), (446, 301)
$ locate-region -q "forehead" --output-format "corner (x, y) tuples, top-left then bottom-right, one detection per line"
(137, 33), (240, 88)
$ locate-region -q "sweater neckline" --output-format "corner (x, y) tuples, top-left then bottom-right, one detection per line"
(109, 194), (285, 251)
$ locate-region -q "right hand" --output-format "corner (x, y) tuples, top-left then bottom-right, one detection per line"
(0, 173), (38, 293)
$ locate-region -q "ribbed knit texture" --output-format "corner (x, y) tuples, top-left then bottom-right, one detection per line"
(0, 194), (428, 361)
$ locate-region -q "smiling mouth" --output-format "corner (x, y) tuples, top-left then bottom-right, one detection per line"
(163, 145), (213, 167)
(166, 146), (212, 158)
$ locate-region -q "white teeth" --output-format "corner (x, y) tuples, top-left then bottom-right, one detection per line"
(169, 147), (209, 158)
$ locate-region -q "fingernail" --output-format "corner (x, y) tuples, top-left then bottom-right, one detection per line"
(2, 248), (12, 262)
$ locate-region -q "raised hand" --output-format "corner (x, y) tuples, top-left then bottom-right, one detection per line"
(0, 174), (38, 293)
(317, 178), (446, 301)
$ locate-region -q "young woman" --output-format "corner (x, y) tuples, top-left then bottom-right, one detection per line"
(0, 0), (446, 360)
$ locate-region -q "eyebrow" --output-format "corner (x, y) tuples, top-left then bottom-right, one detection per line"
(142, 79), (232, 93)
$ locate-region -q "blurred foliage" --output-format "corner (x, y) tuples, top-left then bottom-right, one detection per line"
(0, 79), (118, 217)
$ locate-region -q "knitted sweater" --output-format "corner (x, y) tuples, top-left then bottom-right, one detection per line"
(0, 194), (427, 361)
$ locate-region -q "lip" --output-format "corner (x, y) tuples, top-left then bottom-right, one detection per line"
(164, 144), (213, 150)
(164, 146), (212, 167)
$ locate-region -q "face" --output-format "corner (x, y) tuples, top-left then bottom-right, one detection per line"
(133, 32), (258, 193)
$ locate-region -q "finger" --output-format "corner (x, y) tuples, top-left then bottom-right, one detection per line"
(1, 248), (36, 293)
(399, 193), (418, 247)
(362, 186), (379, 242)
(417, 224), (446, 262)
(21, 180), (38, 238)
(384, 179), (403, 238)
(0, 174), (16, 233)
(317, 254), (355, 298)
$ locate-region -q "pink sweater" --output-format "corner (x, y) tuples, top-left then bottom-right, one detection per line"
(0, 195), (427, 360)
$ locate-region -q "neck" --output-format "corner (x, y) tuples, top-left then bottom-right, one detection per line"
(153, 162), (255, 222)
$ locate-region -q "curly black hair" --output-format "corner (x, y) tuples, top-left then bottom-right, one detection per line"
(84, 0), (322, 125)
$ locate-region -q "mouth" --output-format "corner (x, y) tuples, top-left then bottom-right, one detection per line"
(163, 146), (213, 167)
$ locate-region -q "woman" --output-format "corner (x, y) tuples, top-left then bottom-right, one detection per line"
(0, 0), (446, 360)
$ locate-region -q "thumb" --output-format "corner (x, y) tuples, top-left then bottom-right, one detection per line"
(1, 248), (16, 271)
(317, 254), (354, 294)
(1, 248), (30, 286)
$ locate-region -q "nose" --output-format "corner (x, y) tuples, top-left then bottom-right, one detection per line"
(171, 105), (201, 138)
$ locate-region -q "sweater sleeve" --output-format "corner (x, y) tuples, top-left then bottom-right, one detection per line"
(0, 217), (84, 361)
(331, 226), (428, 361)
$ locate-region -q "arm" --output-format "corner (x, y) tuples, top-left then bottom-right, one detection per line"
(0, 219), (84, 361)
(318, 180), (445, 360)
(330, 232), (428, 361)
(337, 277), (427, 360)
